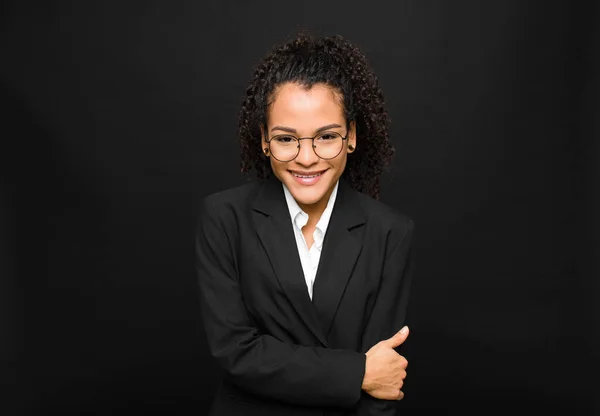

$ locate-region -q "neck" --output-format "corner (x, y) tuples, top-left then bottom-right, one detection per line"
(298, 184), (335, 224)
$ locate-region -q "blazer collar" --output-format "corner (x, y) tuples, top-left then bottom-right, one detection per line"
(252, 174), (366, 347)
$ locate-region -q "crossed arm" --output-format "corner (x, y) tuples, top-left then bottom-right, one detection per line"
(196, 199), (414, 414)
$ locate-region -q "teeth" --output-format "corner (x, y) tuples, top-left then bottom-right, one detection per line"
(293, 173), (321, 178)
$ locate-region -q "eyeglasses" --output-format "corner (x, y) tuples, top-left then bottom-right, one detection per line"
(265, 131), (348, 162)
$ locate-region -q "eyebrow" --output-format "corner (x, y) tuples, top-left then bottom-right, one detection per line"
(271, 123), (342, 134)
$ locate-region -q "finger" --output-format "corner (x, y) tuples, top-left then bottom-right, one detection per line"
(384, 326), (409, 346)
(396, 390), (404, 400)
(385, 326), (409, 348)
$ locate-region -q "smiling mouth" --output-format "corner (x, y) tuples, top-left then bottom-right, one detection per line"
(290, 170), (326, 178)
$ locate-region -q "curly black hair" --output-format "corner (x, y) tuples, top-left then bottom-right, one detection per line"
(238, 32), (394, 200)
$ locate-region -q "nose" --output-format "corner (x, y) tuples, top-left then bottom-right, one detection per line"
(295, 139), (319, 166)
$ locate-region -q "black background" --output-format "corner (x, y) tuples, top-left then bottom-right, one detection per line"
(1, 1), (598, 415)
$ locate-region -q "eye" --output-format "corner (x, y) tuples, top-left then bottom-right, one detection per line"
(318, 132), (340, 141)
(273, 135), (297, 144)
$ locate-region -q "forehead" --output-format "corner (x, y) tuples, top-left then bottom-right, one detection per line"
(267, 82), (345, 129)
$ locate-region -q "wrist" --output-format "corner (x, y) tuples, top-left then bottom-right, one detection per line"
(361, 354), (372, 391)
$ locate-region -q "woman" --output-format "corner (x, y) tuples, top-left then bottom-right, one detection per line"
(196, 33), (415, 416)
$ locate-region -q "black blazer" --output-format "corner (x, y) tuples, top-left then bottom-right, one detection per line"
(196, 174), (415, 416)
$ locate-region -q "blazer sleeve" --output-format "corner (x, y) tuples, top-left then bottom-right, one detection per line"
(195, 197), (366, 408)
(356, 218), (415, 416)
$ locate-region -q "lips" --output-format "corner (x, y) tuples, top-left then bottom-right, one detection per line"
(290, 170), (326, 178)
(289, 169), (327, 185)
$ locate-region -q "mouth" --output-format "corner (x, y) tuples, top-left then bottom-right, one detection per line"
(289, 169), (327, 178)
(289, 169), (327, 185)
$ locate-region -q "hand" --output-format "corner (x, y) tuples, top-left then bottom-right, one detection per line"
(361, 326), (409, 400)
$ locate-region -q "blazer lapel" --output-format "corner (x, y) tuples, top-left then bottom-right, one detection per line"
(251, 175), (328, 347)
(312, 178), (365, 339)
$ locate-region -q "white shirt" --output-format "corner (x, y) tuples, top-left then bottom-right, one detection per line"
(282, 181), (339, 300)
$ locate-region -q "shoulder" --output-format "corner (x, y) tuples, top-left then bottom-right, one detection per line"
(351, 189), (414, 240)
(198, 179), (262, 225)
(202, 180), (261, 209)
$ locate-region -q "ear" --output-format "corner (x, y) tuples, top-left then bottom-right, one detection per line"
(260, 125), (269, 156)
(347, 120), (357, 153)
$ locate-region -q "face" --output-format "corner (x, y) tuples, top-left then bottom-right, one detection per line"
(261, 82), (356, 212)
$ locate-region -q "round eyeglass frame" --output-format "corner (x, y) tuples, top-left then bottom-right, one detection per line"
(264, 131), (349, 162)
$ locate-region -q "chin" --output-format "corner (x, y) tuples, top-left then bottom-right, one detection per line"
(286, 181), (330, 206)
(291, 192), (323, 206)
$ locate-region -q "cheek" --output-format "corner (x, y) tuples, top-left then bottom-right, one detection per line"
(334, 152), (348, 172)
(270, 158), (286, 175)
